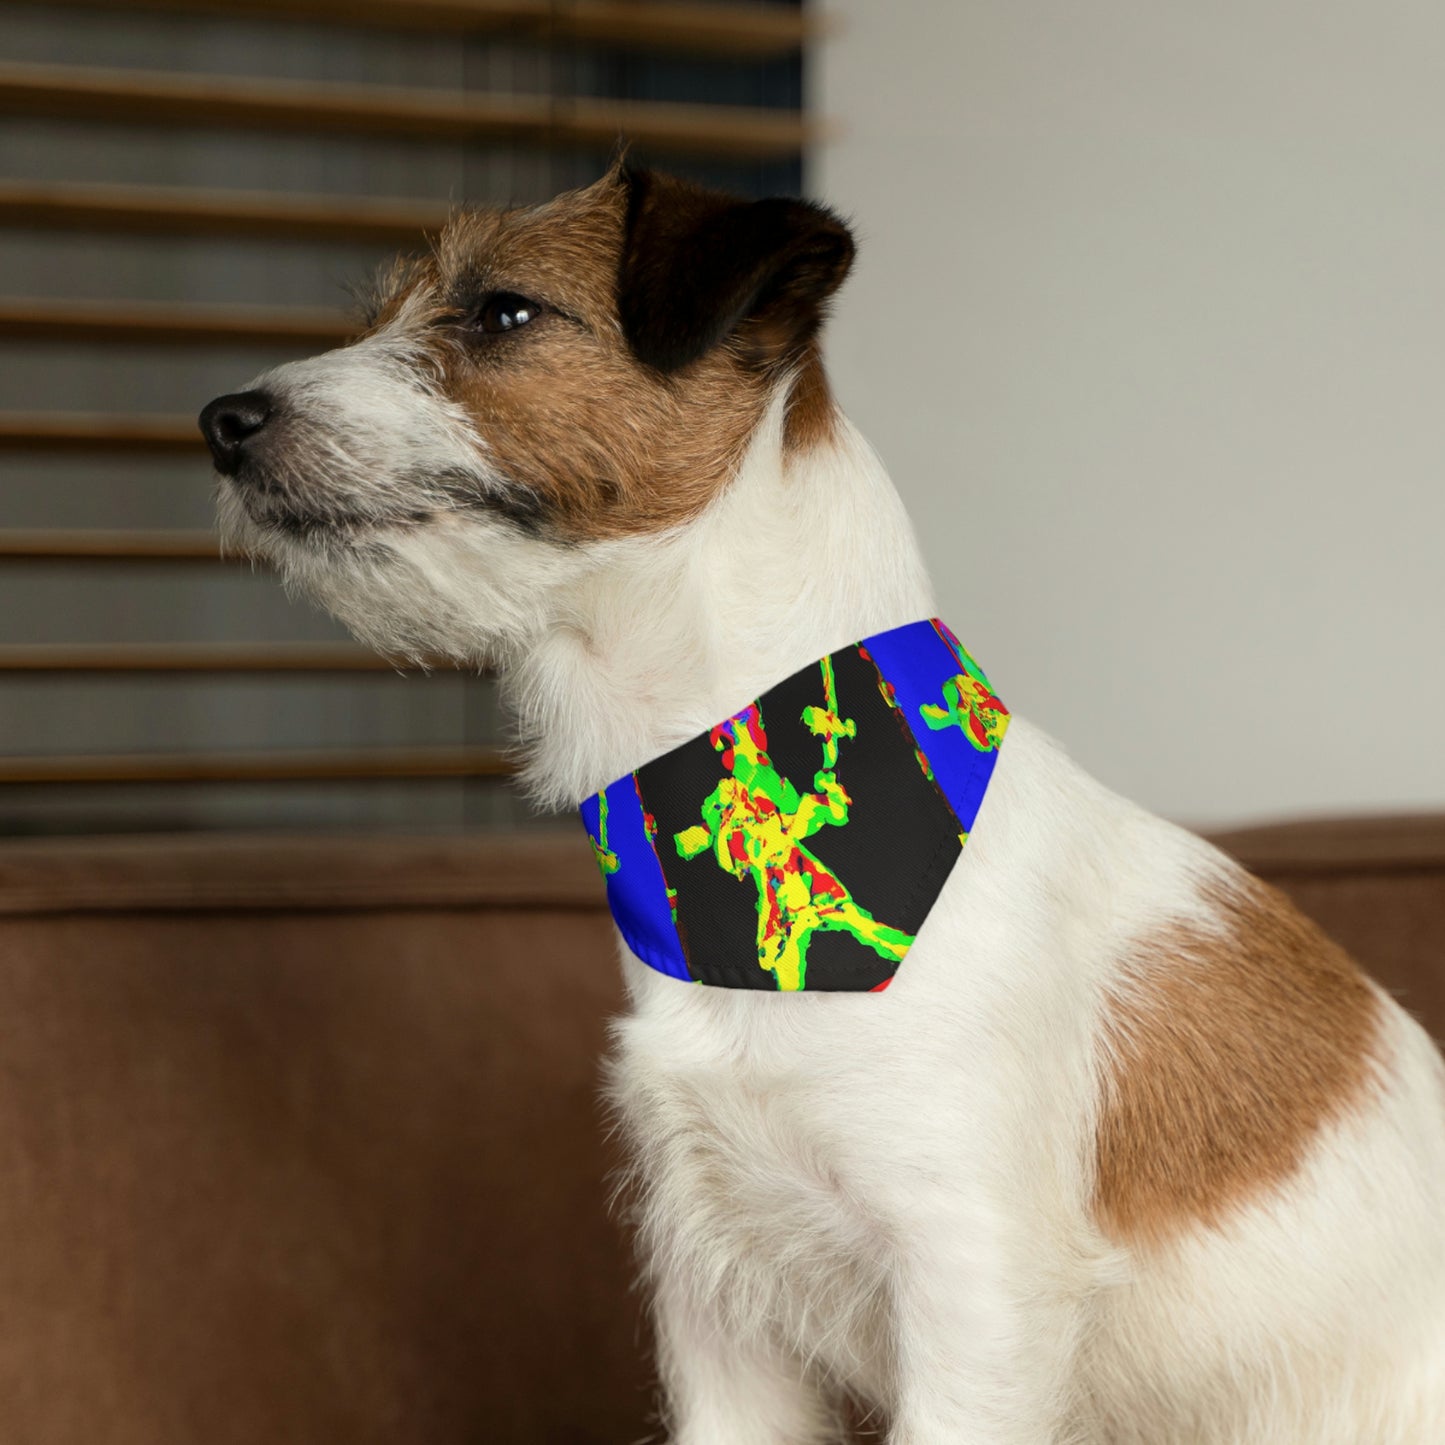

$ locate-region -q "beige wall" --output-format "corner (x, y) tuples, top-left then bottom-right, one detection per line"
(814, 1), (1445, 827)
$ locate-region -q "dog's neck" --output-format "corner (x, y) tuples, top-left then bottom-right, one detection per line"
(506, 390), (937, 810)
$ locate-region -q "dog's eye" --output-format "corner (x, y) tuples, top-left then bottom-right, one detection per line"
(474, 292), (542, 335)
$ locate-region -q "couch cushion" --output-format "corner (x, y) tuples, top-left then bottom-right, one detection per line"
(0, 819), (1438, 1443)
(0, 832), (650, 1445)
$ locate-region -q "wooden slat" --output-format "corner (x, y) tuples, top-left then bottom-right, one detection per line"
(0, 180), (449, 245)
(0, 62), (817, 161)
(0, 746), (512, 784)
(558, 0), (815, 56)
(0, 297), (353, 348)
(0, 833), (602, 916)
(0, 412), (201, 452)
(0, 530), (227, 562)
(21, 0), (815, 59)
(0, 643), (414, 672)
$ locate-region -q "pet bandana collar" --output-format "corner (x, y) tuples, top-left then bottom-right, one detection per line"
(579, 618), (1008, 993)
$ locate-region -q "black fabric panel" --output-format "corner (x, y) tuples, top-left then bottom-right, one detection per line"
(641, 727), (767, 988)
(636, 645), (962, 992)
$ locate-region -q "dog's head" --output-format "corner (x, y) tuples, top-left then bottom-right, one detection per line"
(199, 166), (854, 662)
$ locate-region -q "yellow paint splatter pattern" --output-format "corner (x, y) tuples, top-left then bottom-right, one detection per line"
(673, 658), (913, 991)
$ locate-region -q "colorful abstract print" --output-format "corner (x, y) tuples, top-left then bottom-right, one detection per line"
(580, 619), (1008, 993)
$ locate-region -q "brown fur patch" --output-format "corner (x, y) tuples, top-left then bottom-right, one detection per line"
(1094, 872), (1382, 1247)
(376, 177), (768, 540)
(364, 170), (846, 541)
(783, 342), (840, 453)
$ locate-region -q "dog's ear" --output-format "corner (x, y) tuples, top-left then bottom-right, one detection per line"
(618, 167), (855, 375)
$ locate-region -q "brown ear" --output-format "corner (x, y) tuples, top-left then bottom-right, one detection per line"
(617, 167), (855, 375)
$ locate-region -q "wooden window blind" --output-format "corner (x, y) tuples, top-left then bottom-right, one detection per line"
(0, 0), (815, 835)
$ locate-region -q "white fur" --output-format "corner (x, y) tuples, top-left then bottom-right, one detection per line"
(222, 355), (1445, 1442)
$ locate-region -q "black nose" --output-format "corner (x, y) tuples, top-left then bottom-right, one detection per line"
(199, 390), (272, 475)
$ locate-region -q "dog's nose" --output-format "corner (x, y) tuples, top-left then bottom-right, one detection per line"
(199, 390), (273, 475)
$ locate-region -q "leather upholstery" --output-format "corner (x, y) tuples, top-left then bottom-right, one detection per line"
(0, 821), (1438, 1442)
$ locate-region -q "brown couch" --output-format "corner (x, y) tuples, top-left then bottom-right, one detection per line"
(0, 819), (1439, 1443)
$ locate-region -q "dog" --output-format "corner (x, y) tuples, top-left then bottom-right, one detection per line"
(200, 163), (1445, 1443)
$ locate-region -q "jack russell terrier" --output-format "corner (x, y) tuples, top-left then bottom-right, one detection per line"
(200, 164), (1445, 1444)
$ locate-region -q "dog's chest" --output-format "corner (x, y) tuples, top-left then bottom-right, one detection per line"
(612, 1007), (894, 1387)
